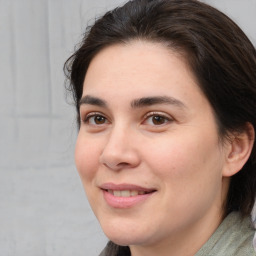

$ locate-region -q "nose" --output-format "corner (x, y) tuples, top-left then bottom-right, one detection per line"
(99, 125), (140, 171)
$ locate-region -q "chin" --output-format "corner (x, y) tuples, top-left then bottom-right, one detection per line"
(107, 235), (150, 247)
(108, 237), (133, 247)
(101, 222), (149, 246)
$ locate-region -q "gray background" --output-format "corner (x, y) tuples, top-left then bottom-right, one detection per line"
(0, 0), (255, 255)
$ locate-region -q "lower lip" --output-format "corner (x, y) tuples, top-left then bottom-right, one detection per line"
(102, 190), (154, 208)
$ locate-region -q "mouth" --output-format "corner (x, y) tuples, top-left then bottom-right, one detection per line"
(100, 182), (156, 196)
(100, 183), (156, 208)
(105, 189), (153, 197)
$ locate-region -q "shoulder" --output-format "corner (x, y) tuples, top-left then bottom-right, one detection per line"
(196, 212), (256, 256)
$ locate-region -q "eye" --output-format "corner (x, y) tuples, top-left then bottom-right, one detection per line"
(143, 112), (173, 126)
(83, 112), (109, 125)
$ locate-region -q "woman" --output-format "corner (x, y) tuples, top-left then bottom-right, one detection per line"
(64, 0), (256, 255)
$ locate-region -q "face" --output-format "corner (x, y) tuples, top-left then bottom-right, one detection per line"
(75, 41), (229, 250)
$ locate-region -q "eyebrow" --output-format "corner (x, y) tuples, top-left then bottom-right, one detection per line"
(79, 95), (107, 107)
(79, 95), (186, 109)
(130, 96), (186, 109)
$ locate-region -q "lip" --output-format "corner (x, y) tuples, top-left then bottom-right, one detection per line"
(100, 182), (156, 192)
(100, 183), (156, 208)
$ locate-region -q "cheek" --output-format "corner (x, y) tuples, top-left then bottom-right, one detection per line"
(75, 134), (103, 217)
(145, 130), (222, 181)
(75, 134), (100, 183)
(144, 134), (224, 221)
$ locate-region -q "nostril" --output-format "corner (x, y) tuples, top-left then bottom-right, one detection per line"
(99, 146), (140, 170)
(117, 162), (130, 166)
(102, 161), (130, 170)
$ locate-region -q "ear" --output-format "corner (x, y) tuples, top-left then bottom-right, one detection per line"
(222, 123), (255, 177)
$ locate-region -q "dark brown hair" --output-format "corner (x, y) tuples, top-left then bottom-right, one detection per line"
(64, 0), (256, 254)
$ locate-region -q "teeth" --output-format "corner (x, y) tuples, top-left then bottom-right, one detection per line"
(131, 190), (139, 196)
(108, 190), (147, 197)
(113, 190), (121, 197)
(120, 190), (130, 197)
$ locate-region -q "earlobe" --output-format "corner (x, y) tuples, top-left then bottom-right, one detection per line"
(222, 123), (255, 177)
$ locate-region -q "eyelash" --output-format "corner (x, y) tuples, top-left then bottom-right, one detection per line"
(142, 112), (173, 126)
(82, 112), (109, 125)
(81, 111), (173, 127)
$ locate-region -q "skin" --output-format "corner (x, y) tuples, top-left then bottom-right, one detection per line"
(75, 41), (246, 256)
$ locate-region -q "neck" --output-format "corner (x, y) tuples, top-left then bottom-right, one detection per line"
(129, 209), (224, 256)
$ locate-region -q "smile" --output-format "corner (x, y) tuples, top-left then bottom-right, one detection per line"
(107, 190), (150, 197)
(100, 183), (156, 208)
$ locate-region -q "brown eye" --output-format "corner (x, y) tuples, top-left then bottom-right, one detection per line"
(84, 113), (108, 125)
(94, 115), (106, 124)
(152, 115), (166, 125)
(143, 112), (172, 126)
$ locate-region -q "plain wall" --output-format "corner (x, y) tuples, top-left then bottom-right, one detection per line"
(0, 0), (255, 255)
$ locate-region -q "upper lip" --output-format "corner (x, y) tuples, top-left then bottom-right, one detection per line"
(100, 183), (156, 192)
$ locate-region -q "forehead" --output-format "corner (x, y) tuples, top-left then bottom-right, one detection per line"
(82, 41), (208, 111)
(84, 42), (195, 89)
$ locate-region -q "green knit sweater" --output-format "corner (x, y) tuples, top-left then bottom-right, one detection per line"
(195, 212), (255, 255)
(99, 212), (255, 255)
